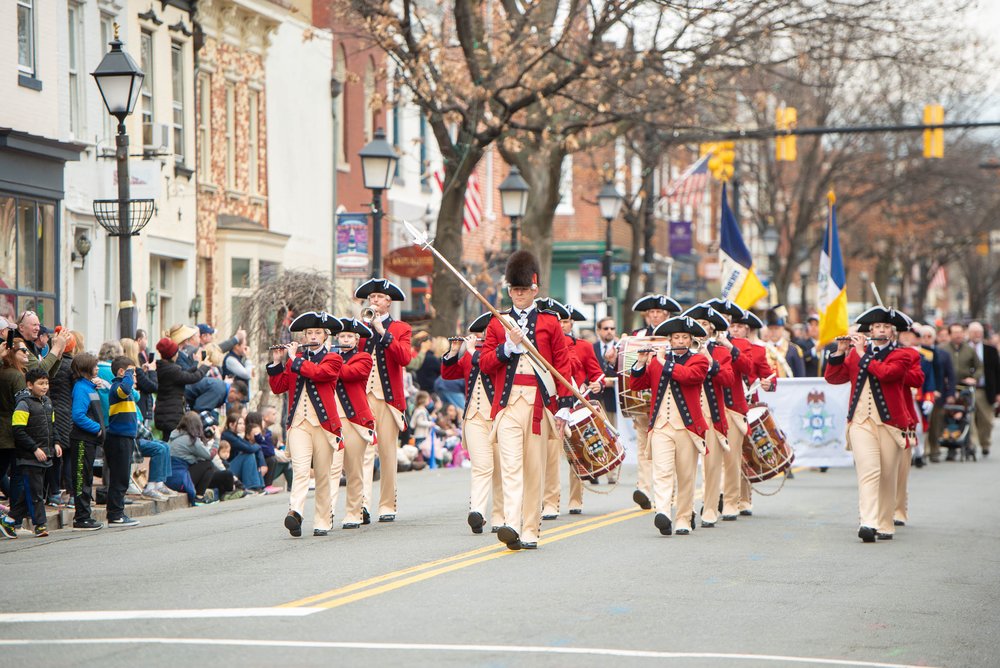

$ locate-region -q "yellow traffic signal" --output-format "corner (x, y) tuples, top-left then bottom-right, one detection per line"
(775, 106), (797, 161)
(923, 104), (944, 158)
(702, 141), (735, 181)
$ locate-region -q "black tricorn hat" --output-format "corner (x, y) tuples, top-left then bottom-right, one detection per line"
(683, 303), (729, 332)
(732, 310), (765, 329)
(855, 306), (911, 331)
(535, 298), (570, 320)
(468, 312), (492, 334)
(354, 278), (406, 301)
(337, 317), (373, 337)
(290, 311), (343, 333)
(566, 305), (587, 322)
(505, 250), (540, 288)
(652, 316), (708, 338)
(632, 294), (682, 313)
(704, 298), (746, 320)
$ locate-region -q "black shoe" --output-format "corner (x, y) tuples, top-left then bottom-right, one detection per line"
(568, 509), (582, 515)
(506, 540), (523, 551)
(72, 518), (103, 531)
(108, 515), (139, 527)
(378, 514), (395, 523)
(913, 456), (925, 468)
(858, 526), (876, 543)
(983, 449), (990, 458)
(721, 514), (737, 521)
(520, 542), (537, 549)
(739, 509), (753, 517)
(342, 522), (360, 529)
(690, 512), (696, 531)
(675, 527), (691, 535)
(945, 451), (957, 462)
(819, 467), (829, 472)
(362, 508), (371, 525)
(541, 513), (558, 521)
(490, 526), (500, 533)
(632, 489), (652, 510)
(284, 511), (303, 537)
(313, 529), (329, 537)
(876, 532), (893, 540)
(893, 519), (905, 527)
(467, 511), (485, 534)
(718, 494), (723, 513)
(497, 525), (519, 547)
(654, 513), (672, 536)
(701, 520), (715, 528)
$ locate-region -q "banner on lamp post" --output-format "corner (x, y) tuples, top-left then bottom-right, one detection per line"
(669, 220), (693, 256)
(336, 213), (370, 277)
(580, 258), (604, 305)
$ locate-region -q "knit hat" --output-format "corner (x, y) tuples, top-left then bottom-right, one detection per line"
(156, 337), (178, 360)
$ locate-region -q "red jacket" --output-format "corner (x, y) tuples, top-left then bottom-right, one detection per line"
(267, 349), (344, 441)
(572, 336), (604, 386)
(722, 337), (754, 414)
(564, 334), (584, 387)
(629, 352), (710, 438)
(334, 349), (375, 430)
(899, 346), (925, 429)
(441, 348), (495, 421)
(359, 317), (413, 414)
(824, 343), (925, 432)
(748, 341), (777, 400)
(703, 342), (735, 434)
(479, 308), (574, 434)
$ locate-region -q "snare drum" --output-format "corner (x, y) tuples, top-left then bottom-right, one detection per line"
(741, 403), (794, 483)
(563, 402), (625, 479)
(616, 336), (670, 419)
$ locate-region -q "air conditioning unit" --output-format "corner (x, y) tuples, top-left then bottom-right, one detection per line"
(143, 122), (170, 154)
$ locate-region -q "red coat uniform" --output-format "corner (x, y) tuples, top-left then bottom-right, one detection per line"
(899, 346), (925, 430)
(748, 341), (777, 401)
(571, 336), (604, 387)
(629, 352), (710, 438)
(563, 334), (584, 387)
(703, 342), (736, 434)
(441, 349), (495, 421)
(334, 349), (375, 430)
(480, 308), (574, 435)
(722, 337), (755, 414)
(358, 317), (413, 414)
(268, 348), (344, 440)
(824, 343), (925, 433)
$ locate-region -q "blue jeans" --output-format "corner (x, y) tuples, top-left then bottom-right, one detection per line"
(137, 439), (170, 483)
(228, 452), (264, 490)
(185, 376), (228, 412)
(166, 457), (197, 502)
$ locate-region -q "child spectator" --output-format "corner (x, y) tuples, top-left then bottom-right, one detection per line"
(68, 353), (104, 531)
(247, 410), (287, 493)
(104, 356), (140, 527)
(1, 369), (57, 538)
(262, 405), (291, 491)
(411, 391), (434, 456)
(220, 411), (265, 493)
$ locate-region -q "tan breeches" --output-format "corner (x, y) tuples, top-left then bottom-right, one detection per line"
(464, 416), (504, 526)
(634, 414), (652, 499)
(363, 398), (399, 515)
(287, 423), (337, 531)
(543, 435), (563, 516)
(722, 411), (746, 516)
(700, 428), (723, 523)
(650, 425), (698, 530)
(894, 444), (911, 524)
(849, 420), (900, 534)
(340, 424), (369, 524)
(496, 397), (547, 543)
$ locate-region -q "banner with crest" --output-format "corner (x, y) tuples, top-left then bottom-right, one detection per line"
(757, 378), (854, 468)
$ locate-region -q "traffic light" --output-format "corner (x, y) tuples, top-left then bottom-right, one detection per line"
(702, 141), (735, 181)
(923, 104), (944, 158)
(775, 106), (797, 161)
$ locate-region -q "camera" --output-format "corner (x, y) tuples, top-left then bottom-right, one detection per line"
(200, 410), (218, 440)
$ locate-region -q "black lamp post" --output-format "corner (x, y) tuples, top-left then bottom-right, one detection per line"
(799, 266), (809, 318)
(91, 27), (152, 339)
(498, 166), (529, 251)
(762, 227), (780, 286)
(597, 181), (623, 302)
(359, 128), (399, 277)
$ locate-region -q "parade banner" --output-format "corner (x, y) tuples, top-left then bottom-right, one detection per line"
(336, 213), (370, 277)
(756, 378), (854, 468)
(669, 220), (693, 256)
(579, 258), (603, 305)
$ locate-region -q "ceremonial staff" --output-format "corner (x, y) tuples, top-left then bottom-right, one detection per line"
(403, 221), (618, 437)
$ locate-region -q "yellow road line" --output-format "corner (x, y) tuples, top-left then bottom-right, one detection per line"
(281, 506), (640, 608)
(310, 508), (649, 610)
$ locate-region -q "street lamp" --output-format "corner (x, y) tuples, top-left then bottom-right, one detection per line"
(358, 128), (399, 277)
(762, 227), (780, 281)
(498, 166), (529, 250)
(597, 181), (623, 303)
(91, 26), (152, 340)
(799, 266), (809, 318)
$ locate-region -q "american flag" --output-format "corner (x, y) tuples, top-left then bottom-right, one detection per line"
(663, 154), (711, 207)
(433, 169), (483, 232)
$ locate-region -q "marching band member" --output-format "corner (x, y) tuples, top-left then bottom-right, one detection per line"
(682, 303), (735, 527)
(267, 312), (344, 537)
(440, 313), (504, 535)
(824, 307), (924, 543)
(332, 318), (376, 530)
(734, 309), (776, 516)
(764, 305), (805, 378)
(886, 320), (927, 528)
(626, 294), (681, 511)
(630, 317), (710, 536)
(479, 251), (574, 551)
(356, 278), (413, 523)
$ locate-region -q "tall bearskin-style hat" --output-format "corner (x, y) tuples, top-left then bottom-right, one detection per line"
(652, 316), (708, 338)
(855, 306), (911, 332)
(354, 278), (406, 301)
(505, 250), (540, 289)
(337, 317), (373, 338)
(290, 311), (344, 333)
(468, 312), (492, 334)
(682, 303), (729, 332)
(704, 298), (746, 320)
(534, 298), (570, 320)
(632, 294), (682, 313)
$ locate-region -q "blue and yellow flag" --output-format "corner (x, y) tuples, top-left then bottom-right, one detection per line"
(718, 183), (767, 309)
(817, 191), (848, 347)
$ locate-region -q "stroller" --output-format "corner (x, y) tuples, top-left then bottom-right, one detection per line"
(940, 385), (976, 462)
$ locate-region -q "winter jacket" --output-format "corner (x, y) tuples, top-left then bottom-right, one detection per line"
(69, 377), (105, 444)
(167, 429), (214, 465)
(220, 430), (264, 467)
(107, 369), (138, 437)
(12, 390), (55, 467)
(48, 353), (75, 446)
(0, 365), (27, 451)
(136, 366), (158, 422)
(154, 359), (208, 434)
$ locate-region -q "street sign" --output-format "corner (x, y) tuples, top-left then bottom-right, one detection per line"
(611, 262), (631, 275)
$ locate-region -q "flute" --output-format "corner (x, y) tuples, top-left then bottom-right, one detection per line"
(267, 342), (347, 351)
(835, 336), (888, 343)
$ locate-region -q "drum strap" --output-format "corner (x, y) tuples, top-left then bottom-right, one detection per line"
(847, 344), (894, 423)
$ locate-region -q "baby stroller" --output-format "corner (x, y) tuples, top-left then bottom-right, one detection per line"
(941, 385), (976, 462)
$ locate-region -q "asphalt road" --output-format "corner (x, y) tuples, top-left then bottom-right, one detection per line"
(2, 437), (998, 668)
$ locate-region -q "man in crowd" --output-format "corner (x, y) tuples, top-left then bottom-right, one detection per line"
(15, 311), (69, 374)
(919, 324), (954, 463)
(593, 317), (619, 426)
(763, 306), (805, 377)
(967, 322), (998, 457)
(168, 324), (227, 413)
(793, 315), (822, 377)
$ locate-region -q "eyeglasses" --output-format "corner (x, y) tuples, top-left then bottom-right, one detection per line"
(16, 311), (37, 324)
(16, 348), (29, 353)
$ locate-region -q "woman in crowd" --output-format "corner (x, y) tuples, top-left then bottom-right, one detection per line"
(434, 402), (463, 466)
(220, 411), (265, 493)
(153, 337), (211, 437)
(166, 411), (236, 504)
(47, 330), (83, 506)
(0, 339), (27, 502)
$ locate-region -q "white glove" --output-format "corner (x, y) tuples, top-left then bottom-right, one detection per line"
(503, 339), (526, 355)
(555, 407), (572, 422)
(922, 400), (934, 416)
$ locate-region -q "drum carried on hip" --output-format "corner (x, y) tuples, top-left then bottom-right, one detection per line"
(741, 403), (794, 483)
(563, 401), (625, 479)
(615, 336), (670, 418)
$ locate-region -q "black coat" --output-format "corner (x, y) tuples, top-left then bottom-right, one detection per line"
(154, 359), (207, 434)
(593, 340), (618, 414)
(48, 353), (75, 446)
(982, 343), (999, 402)
(136, 366), (158, 422)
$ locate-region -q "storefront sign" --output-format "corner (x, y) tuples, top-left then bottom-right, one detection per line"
(384, 244), (434, 278)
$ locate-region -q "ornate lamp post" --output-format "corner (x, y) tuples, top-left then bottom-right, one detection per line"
(498, 166), (529, 251)
(358, 128), (399, 277)
(597, 181), (623, 302)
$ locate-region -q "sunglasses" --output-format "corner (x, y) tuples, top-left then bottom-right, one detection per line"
(16, 311), (37, 325)
(16, 347), (29, 353)
(600, 326), (616, 330)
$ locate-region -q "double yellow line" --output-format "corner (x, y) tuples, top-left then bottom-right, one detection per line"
(280, 506), (649, 610)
